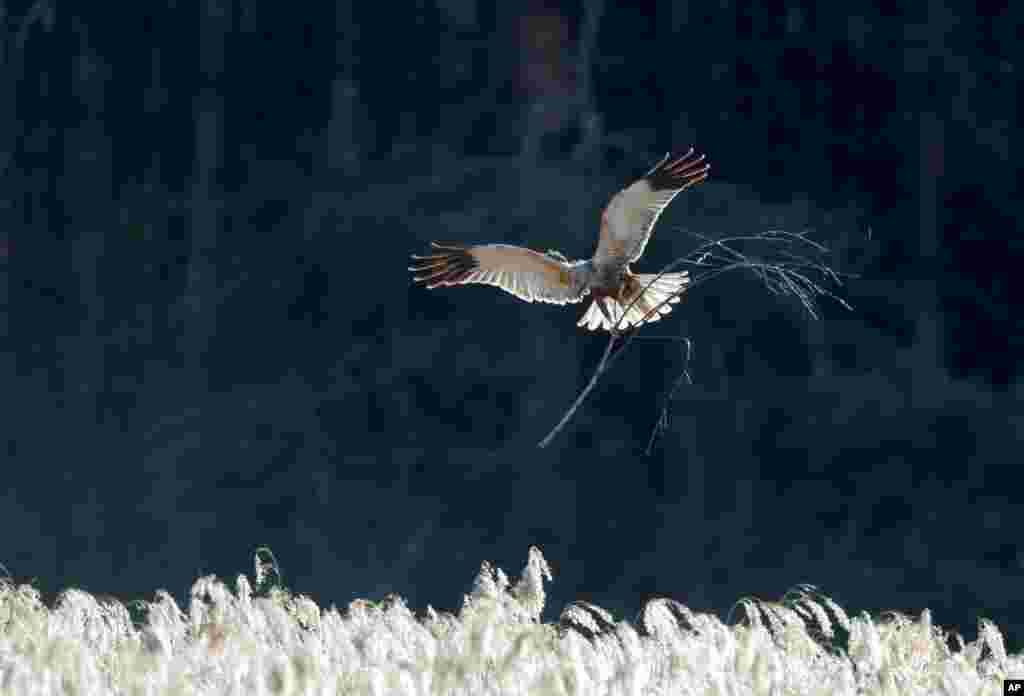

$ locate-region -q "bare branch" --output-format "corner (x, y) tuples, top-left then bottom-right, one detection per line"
(537, 332), (619, 449)
(645, 336), (692, 456)
(537, 228), (854, 449)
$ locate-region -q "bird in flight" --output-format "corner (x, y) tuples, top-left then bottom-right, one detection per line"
(409, 149), (709, 332)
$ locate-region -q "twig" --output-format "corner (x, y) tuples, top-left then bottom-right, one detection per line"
(645, 337), (692, 455)
(537, 331), (619, 448)
(537, 228), (854, 448)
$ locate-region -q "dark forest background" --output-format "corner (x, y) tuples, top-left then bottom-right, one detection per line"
(2, 0), (1021, 651)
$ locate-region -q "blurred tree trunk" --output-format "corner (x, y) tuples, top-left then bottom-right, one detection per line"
(570, 0), (605, 163)
(914, 110), (943, 397)
(325, 1), (362, 176)
(908, 0), (949, 399)
(0, 0), (56, 178)
(175, 0), (229, 385)
(518, 0), (605, 164)
(1, 1), (56, 340)
(65, 17), (110, 419)
(55, 15), (114, 566)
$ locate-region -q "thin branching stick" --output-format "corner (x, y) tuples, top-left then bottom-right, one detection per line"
(536, 332), (619, 449)
(537, 229), (855, 448)
(645, 336), (693, 455)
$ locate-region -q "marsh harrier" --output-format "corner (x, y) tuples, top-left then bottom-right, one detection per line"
(409, 149), (709, 331)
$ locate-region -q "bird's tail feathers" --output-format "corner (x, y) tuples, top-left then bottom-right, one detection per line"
(577, 271), (689, 332)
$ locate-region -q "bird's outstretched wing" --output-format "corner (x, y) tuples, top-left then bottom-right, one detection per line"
(409, 242), (586, 305)
(594, 149), (709, 268)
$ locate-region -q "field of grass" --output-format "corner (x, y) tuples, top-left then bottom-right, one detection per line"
(1, 547), (1020, 695)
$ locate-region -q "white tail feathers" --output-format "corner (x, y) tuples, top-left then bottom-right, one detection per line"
(577, 272), (689, 332)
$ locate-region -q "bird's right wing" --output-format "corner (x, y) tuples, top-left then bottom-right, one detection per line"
(594, 149), (709, 268)
(409, 242), (586, 305)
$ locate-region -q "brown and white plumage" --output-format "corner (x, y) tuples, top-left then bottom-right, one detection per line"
(410, 242), (587, 305)
(595, 149), (709, 268)
(410, 149), (710, 332)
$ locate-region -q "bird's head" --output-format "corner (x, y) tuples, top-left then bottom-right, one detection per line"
(545, 249), (568, 263)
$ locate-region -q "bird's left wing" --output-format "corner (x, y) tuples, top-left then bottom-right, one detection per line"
(410, 242), (586, 305)
(594, 149), (709, 267)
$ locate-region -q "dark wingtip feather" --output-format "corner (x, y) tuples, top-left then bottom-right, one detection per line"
(646, 148), (711, 192)
(409, 242), (478, 287)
